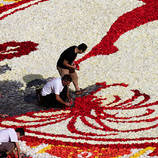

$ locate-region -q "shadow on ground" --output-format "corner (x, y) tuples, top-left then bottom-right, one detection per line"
(0, 74), (101, 117)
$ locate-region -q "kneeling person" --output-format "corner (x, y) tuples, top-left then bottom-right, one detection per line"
(41, 74), (72, 107)
(0, 128), (25, 158)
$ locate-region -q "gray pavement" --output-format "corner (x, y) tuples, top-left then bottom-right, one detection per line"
(0, 66), (100, 117)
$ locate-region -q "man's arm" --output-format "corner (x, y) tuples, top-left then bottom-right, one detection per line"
(63, 59), (76, 69)
(55, 94), (70, 106)
(66, 86), (72, 103)
(15, 142), (21, 158)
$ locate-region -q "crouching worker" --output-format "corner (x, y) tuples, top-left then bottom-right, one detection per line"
(41, 74), (72, 108)
(0, 128), (25, 158)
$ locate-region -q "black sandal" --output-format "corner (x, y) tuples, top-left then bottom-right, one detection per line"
(75, 89), (83, 95)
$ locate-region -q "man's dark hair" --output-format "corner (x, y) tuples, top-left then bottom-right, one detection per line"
(78, 43), (87, 52)
(62, 74), (72, 82)
(15, 128), (25, 136)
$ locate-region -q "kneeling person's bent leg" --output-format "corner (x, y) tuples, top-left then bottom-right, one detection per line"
(43, 93), (56, 107)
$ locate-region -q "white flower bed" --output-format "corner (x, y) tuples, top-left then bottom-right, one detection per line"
(0, 0), (144, 90)
(1, 0), (158, 157)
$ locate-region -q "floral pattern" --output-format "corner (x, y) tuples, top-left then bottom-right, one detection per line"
(0, 41), (38, 61)
(0, 0), (158, 157)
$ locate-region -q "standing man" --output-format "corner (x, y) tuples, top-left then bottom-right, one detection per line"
(0, 128), (25, 158)
(57, 43), (87, 95)
(41, 74), (72, 107)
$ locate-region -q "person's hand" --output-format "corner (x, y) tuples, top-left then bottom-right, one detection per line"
(71, 64), (76, 69)
(20, 153), (25, 158)
(65, 102), (71, 107)
(69, 65), (76, 73)
(19, 155), (22, 158)
(73, 61), (80, 70)
(68, 98), (73, 104)
(0, 114), (8, 118)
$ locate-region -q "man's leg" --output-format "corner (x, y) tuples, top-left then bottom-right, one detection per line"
(57, 66), (69, 77)
(43, 93), (65, 108)
(70, 71), (80, 92)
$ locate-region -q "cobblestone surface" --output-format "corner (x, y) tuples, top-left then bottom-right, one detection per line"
(0, 64), (11, 74)
(0, 77), (100, 117)
(0, 79), (45, 116)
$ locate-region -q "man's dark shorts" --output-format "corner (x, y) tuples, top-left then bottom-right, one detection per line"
(0, 142), (15, 154)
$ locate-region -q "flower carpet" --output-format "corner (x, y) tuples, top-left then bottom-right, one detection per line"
(0, 0), (158, 157)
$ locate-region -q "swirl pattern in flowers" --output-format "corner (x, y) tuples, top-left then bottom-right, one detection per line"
(1, 82), (158, 146)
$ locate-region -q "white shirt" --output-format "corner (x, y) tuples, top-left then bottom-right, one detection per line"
(0, 128), (18, 143)
(41, 77), (64, 96)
